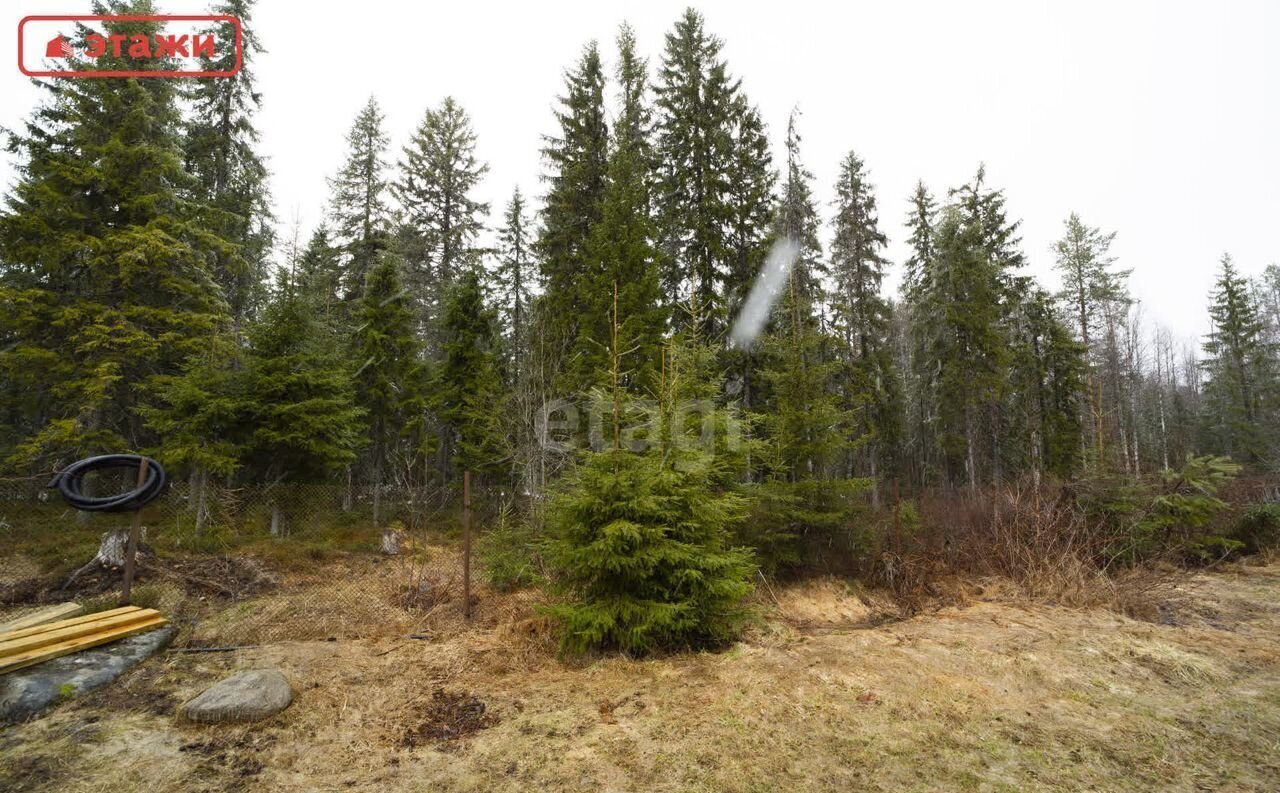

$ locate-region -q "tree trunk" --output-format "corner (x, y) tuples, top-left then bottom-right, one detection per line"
(270, 503), (283, 538)
(342, 466), (353, 511)
(192, 467), (209, 537)
(965, 405), (978, 493)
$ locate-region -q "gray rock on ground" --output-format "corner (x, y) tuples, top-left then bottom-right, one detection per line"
(181, 668), (293, 723)
(0, 625), (176, 725)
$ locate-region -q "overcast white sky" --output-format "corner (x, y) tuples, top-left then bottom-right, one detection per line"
(3, 0), (1277, 342)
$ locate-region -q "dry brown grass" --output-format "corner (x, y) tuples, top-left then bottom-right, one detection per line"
(4, 561), (1280, 792)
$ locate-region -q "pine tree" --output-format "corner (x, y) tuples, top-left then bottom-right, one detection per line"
(0, 5), (229, 470)
(545, 322), (754, 654)
(353, 254), (420, 525)
(1053, 212), (1129, 467)
(328, 97), (392, 304)
(184, 0), (274, 329)
(829, 150), (901, 496)
(1200, 254), (1278, 463)
(494, 188), (536, 381)
(538, 41), (609, 379)
(654, 8), (740, 331)
(393, 97), (489, 340)
(434, 268), (505, 483)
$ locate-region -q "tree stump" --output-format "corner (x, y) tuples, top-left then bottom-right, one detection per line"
(380, 527), (404, 556)
(61, 526), (148, 591)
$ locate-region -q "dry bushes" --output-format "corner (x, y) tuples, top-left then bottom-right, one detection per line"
(876, 483), (1181, 615)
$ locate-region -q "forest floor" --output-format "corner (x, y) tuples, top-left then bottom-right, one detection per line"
(3, 563), (1280, 792)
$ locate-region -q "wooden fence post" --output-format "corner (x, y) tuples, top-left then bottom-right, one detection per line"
(119, 457), (150, 606)
(463, 470), (472, 620)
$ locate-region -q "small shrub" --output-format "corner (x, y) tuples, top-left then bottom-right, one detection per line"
(1231, 503), (1280, 554)
(1183, 534), (1245, 565)
(478, 505), (539, 592)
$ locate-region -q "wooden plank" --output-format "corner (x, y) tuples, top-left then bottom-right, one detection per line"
(0, 616), (166, 675)
(0, 609), (160, 659)
(0, 606), (142, 644)
(0, 603), (85, 634)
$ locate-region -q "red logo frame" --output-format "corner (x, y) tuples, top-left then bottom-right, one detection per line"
(18, 14), (243, 78)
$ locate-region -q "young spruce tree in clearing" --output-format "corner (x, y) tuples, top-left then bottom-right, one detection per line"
(546, 304), (755, 654)
(328, 97), (393, 305)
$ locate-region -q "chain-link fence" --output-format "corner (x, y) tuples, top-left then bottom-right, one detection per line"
(0, 473), (546, 646)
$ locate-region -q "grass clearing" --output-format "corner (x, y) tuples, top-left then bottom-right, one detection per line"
(2, 564), (1280, 791)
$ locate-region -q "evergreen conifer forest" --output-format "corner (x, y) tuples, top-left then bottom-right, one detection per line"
(3, 2), (1279, 657)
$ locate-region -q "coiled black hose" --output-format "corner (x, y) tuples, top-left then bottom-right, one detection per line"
(47, 454), (168, 512)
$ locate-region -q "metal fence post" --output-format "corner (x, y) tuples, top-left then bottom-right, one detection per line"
(463, 470), (472, 620)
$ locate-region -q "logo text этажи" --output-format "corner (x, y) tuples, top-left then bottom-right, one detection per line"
(18, 15), (242, 78)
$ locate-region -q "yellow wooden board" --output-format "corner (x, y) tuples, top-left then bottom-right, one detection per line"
(0, 609), (159, 659)
(0, 616), (167, 675)
(0, 606), (142, 644)
(0, 603), (85, 634)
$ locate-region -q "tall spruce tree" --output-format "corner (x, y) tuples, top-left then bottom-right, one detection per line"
(718, 96), (777, 418)
(243, 273), (363, 485)
(723, 98), (776, 317)
(1200, 254), (1278, 463)
(538, 41), (609, 384)
(900, 181), (938, 486)
(392, 97), (489, 341)
(328, 97), (392, 304)
(0, 5), (229, 470)
(572, 25), (665, 395)
(295, 223), (343, 321)
(494, 188), (536, 381)
(830, 150), (901, 498)
(184, 0), (274, 329)
(771, 110), (826, 316)
(433, 268), (505, 483)
(1007, 289), (1085, 480)
(917, 201), (1007, 490)
(353, 254), (420, 525)
(654, 8), (740, 332)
